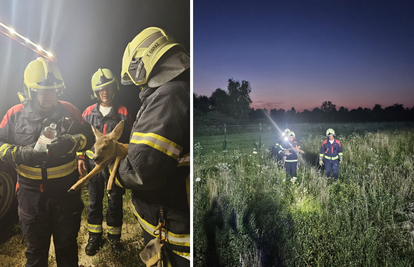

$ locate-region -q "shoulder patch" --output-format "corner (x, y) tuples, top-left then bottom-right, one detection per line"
(82, 104), (97, 117)
(59, 101), (83, 123)
(0, 104), (24, 129)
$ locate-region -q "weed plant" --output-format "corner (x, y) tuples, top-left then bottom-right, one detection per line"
(194, 129), (414, 266)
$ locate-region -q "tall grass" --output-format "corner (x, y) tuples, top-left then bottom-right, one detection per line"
(194, 129), (414, 266)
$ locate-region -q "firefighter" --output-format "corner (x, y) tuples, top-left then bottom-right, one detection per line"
(0, 57), (94, 266)
(77, 68), (132, 255)
(319, 128), (343, 181)
(274, 128), (290, 159)
(277, 131), (303, 180)
(116, 27), (190, 266)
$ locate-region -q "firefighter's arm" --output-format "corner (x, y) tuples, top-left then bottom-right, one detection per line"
(47, 105), (95, 156)
(117, 84), (189, 191)
(319, 144), (324, 166)
(338, 143), (343, 163)
(0, 116), (47, 166)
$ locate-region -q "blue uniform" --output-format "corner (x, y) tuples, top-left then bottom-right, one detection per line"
(276, 139), (299, 177)
(319, 139), (343, 181)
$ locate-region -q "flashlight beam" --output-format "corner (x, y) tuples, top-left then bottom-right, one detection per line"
(0, 21), (55, 62)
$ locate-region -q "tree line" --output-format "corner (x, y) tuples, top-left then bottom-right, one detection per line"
(194, 79), (414, 125)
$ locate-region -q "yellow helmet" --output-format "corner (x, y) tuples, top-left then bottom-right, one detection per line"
(326, 128), (335, 137)
(282, 128), (291, 136)
(23, 57), (65, 100)
(91, 68), (119, 99)
(121, 27), (186, 86)
(289, 131), (295, 138)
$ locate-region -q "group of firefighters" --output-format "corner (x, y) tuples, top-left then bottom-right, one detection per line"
(274, 127), (343, 182)
(0, 27), (190, 267)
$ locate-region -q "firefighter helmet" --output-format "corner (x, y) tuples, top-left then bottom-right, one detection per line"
(121, 27), (186, 86)
(23, 57), (65, 100)
(289, 131), (295, 138)
(326, 128), (335, 137)
(91, 68), (119, 99)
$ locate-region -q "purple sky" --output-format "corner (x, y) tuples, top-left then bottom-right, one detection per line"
(194, 0), (414, 111)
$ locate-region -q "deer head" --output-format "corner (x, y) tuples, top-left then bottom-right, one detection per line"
(91, 120), (124, 165)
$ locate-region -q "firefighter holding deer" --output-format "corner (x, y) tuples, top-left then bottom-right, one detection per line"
(77, 68), (132, 255)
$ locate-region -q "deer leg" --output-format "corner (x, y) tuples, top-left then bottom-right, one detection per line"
(68, 164), (107, 193)
(107, 157), (121, 190)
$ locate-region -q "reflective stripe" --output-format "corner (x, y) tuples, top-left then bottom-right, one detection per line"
(78, 134), (87, 150)
(338, 152), (343, 156)
(285, 159), (298, 162)
(76, 151), (85, 156)
(319, 154), (324, 158)
(88, 224), (103, 233)
(131, 132), (182, 160)
(107, 225), (122, 235)
(324, 155), (339, 160)
(86, 150), (94, 159)
(133, 209), (190, 247)
(16, 159), (77, 180)
(0, 143), (12, 158)
(178, 153), (190, 167)
(173, 250), (190, 261)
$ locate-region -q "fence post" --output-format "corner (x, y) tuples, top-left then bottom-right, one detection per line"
(224, 124), (227, 150)
(259, 123), (262, 151)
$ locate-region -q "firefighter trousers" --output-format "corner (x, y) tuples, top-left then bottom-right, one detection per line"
(285, 162), (297, 178)
(87, 172), (125, 240)
(17, 185), (83, 267)
(324, 159), (339, 181)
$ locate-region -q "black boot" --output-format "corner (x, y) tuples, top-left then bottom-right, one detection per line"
(110, 239), (123, 254)
(85, 236), (103, 256)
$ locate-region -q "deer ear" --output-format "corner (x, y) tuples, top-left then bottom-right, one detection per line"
(110, 120), (124, 141)
(91, 125), (103, 139)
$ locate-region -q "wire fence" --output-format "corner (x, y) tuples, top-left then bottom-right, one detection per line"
(194, 122), (414, 152)
(194, 121), (414, 137)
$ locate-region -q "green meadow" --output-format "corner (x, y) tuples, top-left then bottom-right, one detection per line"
(194, 126), (414, 266)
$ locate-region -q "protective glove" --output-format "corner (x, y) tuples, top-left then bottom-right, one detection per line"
(15, 143), (48, 166)
(339, 157), (343, 163)
(47, 134), (86, 157)
(319, 159), (324, 166)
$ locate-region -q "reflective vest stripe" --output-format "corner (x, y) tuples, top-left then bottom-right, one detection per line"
(107, 225), (122, 235)
(133, 209), (190, 247)
(178, 153), (190, 167)
(324, 155), (339, 160)
(86, 150), (94, 159)
(88, 224), (103, 233)
(16, 159), (77, 180)
(173, 250), (190, 261)
(131, 132), (182, 160)
(285, 159), (298, 162)
(338, 152), (343, 156)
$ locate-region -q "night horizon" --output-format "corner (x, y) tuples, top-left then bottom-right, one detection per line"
(194, 0), (414, 112)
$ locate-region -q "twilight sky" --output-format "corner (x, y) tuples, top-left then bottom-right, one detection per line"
(194, 0), (414, 111)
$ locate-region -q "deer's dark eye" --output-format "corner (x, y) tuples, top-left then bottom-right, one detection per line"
(102, 146), (108, 150)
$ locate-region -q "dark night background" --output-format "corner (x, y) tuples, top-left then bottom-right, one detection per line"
(0, 0), (190, 119)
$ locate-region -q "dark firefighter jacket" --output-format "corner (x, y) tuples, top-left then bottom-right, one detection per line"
(0, 101), (94, 191)
(116, 73), (190, 261)
(319, 139), (343, 161)
(78, 102), (132, 165)
(276, 139), (299, 162)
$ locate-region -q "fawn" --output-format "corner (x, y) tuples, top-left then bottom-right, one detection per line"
(68, 120), (128, 192)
